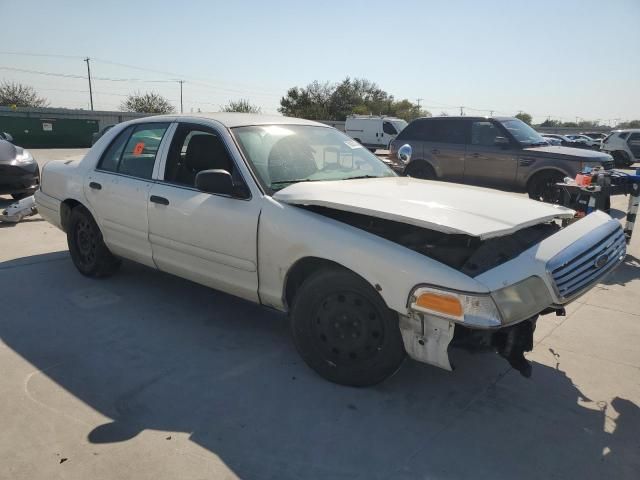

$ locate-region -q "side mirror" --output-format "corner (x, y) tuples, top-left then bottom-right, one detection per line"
(2, 132), (13, 142)
(494, 136), (509, 147)
(398, 144), (412, 163)
(195, 169), (233, 195)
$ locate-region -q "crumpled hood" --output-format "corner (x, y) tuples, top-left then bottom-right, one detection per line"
(523, 145), (611, 162)
(273, 176), (575, 239)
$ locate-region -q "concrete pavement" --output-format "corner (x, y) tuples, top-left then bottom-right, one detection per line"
(1, 149), (639, 479)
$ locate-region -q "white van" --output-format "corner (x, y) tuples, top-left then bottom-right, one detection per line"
(345, 116), (408, 151)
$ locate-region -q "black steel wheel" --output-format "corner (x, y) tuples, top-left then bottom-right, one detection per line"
(290, 269), (405, 386)
(406, 161), (436, 180)
(527, 171), (564, 203)
(67, 205), (121, 277)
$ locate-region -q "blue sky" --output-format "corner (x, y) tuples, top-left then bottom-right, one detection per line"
(1, 0), (638, 123)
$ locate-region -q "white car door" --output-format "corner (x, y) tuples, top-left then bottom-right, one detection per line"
(147, 122), (260, 302)
(85, 122), (171, 267)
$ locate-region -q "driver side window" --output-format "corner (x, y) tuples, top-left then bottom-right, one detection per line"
(164, 123), (235, 187)
(383, 121), (397, 135)
(471, 121), (503, 146)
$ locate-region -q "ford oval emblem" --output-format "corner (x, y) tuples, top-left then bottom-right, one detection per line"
(594, 254), (609, 269)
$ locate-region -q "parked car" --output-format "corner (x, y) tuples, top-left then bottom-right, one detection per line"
(0, 139), (40, 200)
(35, 113), (625, 386)
(91, 124), (115, 145)
(581, 132), (607, 141)
(540, 133), (584, 148)
(0, 131), (13, 142)
(600, 129), (640, 167)
(566, 134), (600, 149)
(541, 134), (562, 146)
(388, 117), (614, 201)
(345, 115), (407, 151)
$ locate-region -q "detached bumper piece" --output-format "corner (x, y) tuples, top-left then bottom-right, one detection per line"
(0, 195), (38, 223)
(449, 317), (538, 378)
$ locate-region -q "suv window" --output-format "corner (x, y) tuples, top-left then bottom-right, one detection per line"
(97, 123), (169, 179)
(619, 132), (630, 140)
(383, 121), (397, 135)
(428, 119), (468, 144)
(395, 119), (430, 140)
(471, 121), (503, 146)
(164, 123), (235, 187)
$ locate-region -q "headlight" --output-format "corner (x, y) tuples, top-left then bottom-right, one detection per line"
(15, 149), (34, 164)
(409, 287), (502, 328)
(491, 276), (552, 324)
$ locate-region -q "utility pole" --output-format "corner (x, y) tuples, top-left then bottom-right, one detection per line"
(178, 80), (185, 113)
(489, 110), (494, 116)
(416, 98), (423, 109)
(459, 106), (464, 116)
(84, 57), (93, 111)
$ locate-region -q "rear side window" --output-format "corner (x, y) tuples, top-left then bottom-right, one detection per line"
(97, 123), (169, 179)
(619, 132), (630, 140)
(395, 119), (430, 141)
(429, 119), (468, 144)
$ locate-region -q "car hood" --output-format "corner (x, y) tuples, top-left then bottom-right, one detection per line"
(273, 177), (575, 239)
(0, 140), (18, 163)
(523, 145), (611, 161)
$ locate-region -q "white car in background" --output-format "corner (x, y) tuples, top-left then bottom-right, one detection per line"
(600, 129), (640, 168)
(345, 115), (407, 151)
(35, 113), (625, 386)
(566, 134), (600, 148)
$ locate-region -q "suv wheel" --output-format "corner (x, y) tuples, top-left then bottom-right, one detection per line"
(406, 161), (436, 180)
(613, 151), (632, 168)
(527, 171), (565, 203)
(290, 268), (405, 386)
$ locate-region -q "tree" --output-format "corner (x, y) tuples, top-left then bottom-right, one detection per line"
(120, 91), (175, 114)
(515, 112), (532, 125)
(221, 99), (261, 113)
(278, 77), (429, 122)
(539, 119), (561, 127)
(616, 120), (640, 129)
(0, 81), (48, 107)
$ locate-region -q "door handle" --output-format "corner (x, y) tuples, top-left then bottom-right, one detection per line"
(431, 149), (440, 155)
(150, 195), (169, 206)
(89, 181), (102, 190)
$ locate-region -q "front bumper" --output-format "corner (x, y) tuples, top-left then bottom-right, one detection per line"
(399, 211), (625, 376)
(0, 161), (40, 195)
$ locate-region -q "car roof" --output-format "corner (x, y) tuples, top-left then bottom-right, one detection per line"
(125, 112), (328, 128)
(412, 115), (516, 122)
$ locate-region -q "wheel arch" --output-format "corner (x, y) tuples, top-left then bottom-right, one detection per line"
(60, 198), (84, 232)
(283, 256), (381, 311)
(404, 158), (437, 178)
(525, 167), (569, 190)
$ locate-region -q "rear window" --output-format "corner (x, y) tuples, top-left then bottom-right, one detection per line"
(396, 118), (468, 144)
(396, 119), (429, 140)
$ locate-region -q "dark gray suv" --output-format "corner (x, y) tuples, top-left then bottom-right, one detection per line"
(388, 116), (614, 200)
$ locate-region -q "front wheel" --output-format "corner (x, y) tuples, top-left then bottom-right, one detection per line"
(290, 269), (406, 387)
(527, 171), (565, 203)
(67, 205), (121, 277)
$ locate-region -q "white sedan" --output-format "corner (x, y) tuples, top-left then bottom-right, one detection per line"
(36, 113), (626, 386)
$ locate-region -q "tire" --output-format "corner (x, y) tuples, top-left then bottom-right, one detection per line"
(290, 268), (406, 387)
(67, 205), (121, 277)
(527, 171), (565, 203)
(612, 151), (632, 168)
(406, 161), (436, 180)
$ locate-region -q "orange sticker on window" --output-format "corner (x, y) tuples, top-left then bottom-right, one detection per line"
(133, 142), (145, 156)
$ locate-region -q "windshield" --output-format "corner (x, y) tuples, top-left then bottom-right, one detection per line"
(232, 125), (395, 191)
(499, 119), (546, 146)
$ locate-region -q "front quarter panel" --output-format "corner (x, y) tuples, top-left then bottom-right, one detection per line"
(257, 197), (488, 314)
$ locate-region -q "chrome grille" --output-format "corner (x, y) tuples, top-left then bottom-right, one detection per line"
(548, 225), (626, 302)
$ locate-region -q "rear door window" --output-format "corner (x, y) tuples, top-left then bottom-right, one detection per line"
(98, 123), (170, 179)
(429, 119), (468, 144)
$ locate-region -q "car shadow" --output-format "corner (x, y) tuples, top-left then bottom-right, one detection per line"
(600, 254), (640, 287)
(1, 253), (639, 479)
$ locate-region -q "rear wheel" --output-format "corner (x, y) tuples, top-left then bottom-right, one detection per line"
(612, 151), (632, 168)
(67, 206), (121, 277)
(406, 161), (436, 180)
(290, 269), (405, 387)
(527, 171), (565, 203)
